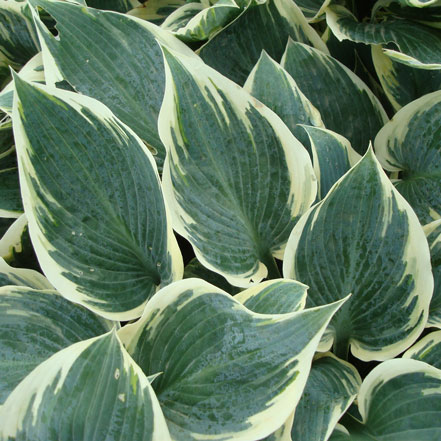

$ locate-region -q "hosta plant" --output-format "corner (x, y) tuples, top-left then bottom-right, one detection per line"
(0, 0), (441, 440)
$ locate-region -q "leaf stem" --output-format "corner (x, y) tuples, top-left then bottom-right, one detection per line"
(260, 249), (281, 280)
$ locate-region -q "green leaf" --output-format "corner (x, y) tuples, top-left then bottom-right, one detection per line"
(0, 118), (22, 217)
(159, 48), (316, 287)
(303, 125), (361, 200)
(0, 214), (27, 261)
(372, 45), (441, 111)
(160, 2), (205, 32)
(283, 149), (433, 361)
(12, 76), (183, 320)
(0, 0), (40, 69)
(162, 0), (241, 42)
(326, 4), (441, 69)
(374, 90), (441, 224)
(127, 0), (187, 26)
(0, 52), (45, 116)
(234, 278), (308, 314)
(338, 359), (441, 440)
(198, 0), (328, 85)
(0, 331), (172, 441)
(294, 0), (331, 21)
(404, 330), (441, 369)
(29, 0), (196, 170)
(244, 50), (324, 156)
(0, 254), (51, 289)
(423, 219), (441, 327)
(86, 0), (141, 13)
(0, 285), (113, 404)
(281, 40), (388, 155)
(184, 257), (241, 295)
(119, 278), (346, 441)
(291, 353), (361, 441)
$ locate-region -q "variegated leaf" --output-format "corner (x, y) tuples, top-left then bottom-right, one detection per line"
(326, 4), (441, 69)
(86, 0), (141, 13)
(291, 353), (361, 441)
(0, 213), (27, 260)
(184, 257), (240, 295)
(234, 278), (308, 314)
(0, 285), (113, 404)
(162, 0), (241, 42)
(375, 90), (441, 224)
(0, 254), (51, 289)
(303, 125), (361, 200)
(423, 219), (441, 327)
(119, 278), (346, 441)
(281, 40), (388, 155)
(335, 359), (441, 440)
(0, 0), (40, 69)
(283, 149), (433, 361)
(372, 45), (441, 111)
(244, 50), (324, 156)
(159, 48), (316, 287)
(0, 331), (171, 441)
(29, 0), (196, 170)
(160, 2), (205, 31)
(294, 0), (331, 21)
(12, 76), (182, 320)
(198, 0), (328, 85)
(127, 0), (186, 25)
(0, 117), (21, 217)
(404, 330), (441, 369)
(0, 52), (44, 115)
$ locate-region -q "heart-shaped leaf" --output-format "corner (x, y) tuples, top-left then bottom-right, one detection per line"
(159, 47), (316, 287)
(283, 149), (433, 361)
(12, 75), (182, 320)
(120, 278), (346, 441)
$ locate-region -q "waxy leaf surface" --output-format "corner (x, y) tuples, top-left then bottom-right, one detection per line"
(160, 48), (316, 287)
(281, 40), (388, 155)
(283, 150), (433, 360)
(375, 90), (441, 224)
(0, 331), (171, 441)
(404, 330), (441, 369)
(12, 76), (182, 320)
(120, 278), (345, 441)
(0, 285), (112, 404)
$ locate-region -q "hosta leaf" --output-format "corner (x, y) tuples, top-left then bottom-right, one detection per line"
(0, 214), (27, 261)
(234, 278), (308, 314)
(263, 416), (294, 441)
(86, 0), (141, 13)
(404, 330), (441, 369)
(198, 0), (328, 85)
(127, 0), (187, 25)
(0, 285), (112, 404)
(0, 0), (40, 69)
(303, 125), (361, 200)
(372, 45), (441, 111)
(0, 331), (172, 441)
(423, 219), (441, 326)
(120, 278), (346, 441)
(0, 52), (44, 115)
(0, 254), (51, 289)
(184, 257), (240, 295)
(291, 353), (361, 441)
(281, 40), (388, 155)
(294, 0), (331, 21)
(337, 359), (441, 440)
(0, 118), (21, 217)
(283, 149), (433, 361)
(375, 90), (441, 224)
(244, 50), (324, 156)
(162, 0), (241, 42)
(160, 2), (205, 31)
(326, 4), (441, 69)
(12, 76), (182, 320)
(29, 0), (196, 170)
(328, 425), (350, 441)
(159, 48), (316, 287)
